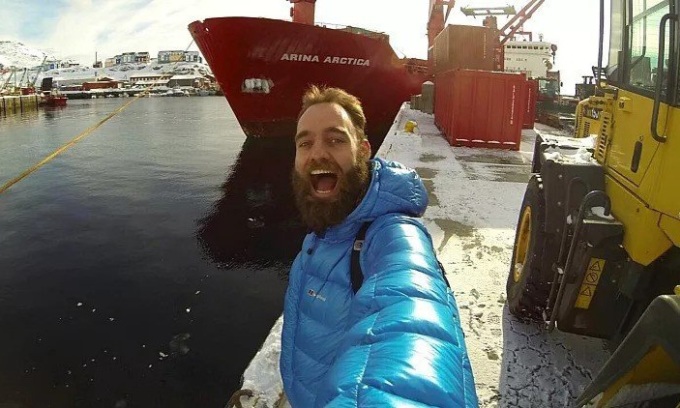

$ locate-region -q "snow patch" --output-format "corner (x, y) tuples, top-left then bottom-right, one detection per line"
(0, 40), (56, 69)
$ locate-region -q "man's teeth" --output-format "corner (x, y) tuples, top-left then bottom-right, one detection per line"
(311, 170), (334, 175)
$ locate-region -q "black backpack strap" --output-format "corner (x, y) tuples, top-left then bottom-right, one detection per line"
(351, 222), (372, 295)
(438, 260), (451, 289)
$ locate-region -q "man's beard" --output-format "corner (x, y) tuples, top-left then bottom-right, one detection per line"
(292, 159), (371, 234)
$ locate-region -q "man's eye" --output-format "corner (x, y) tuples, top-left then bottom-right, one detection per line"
(298, 141), (310, 148)
(330, 138), (345, 144)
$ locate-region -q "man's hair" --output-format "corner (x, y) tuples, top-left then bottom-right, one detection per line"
(299, 85), (367, 141)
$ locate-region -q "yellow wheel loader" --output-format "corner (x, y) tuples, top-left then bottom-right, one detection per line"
(507, 0), (680, 406)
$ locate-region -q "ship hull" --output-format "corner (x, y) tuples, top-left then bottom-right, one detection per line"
(189, 17), (429, 150)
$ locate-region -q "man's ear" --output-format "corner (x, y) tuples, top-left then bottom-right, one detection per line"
(359, 139), (371, 160)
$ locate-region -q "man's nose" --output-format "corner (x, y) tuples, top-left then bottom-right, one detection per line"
(308, 139), (329, 159)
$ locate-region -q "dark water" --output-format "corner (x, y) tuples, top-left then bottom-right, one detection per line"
(0, 98), (306, 407)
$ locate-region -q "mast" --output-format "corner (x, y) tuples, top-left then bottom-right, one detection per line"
(289, 0), (316, 25)
(29, 56), (48, 89)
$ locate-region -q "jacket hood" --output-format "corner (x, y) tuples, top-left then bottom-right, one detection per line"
(322, 158), (428, 240)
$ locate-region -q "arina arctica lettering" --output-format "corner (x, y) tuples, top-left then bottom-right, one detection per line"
(280, 53), (370, 66)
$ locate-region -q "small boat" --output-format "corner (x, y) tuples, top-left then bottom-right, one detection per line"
(172, 87), (189, 97)
(38, 77), (68, 107)
(39, 92), (68, 107)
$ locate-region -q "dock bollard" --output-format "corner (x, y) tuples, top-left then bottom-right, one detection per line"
(404, 120), (418, 133)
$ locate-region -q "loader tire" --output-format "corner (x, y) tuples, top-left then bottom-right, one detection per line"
(507, 175), (550, 320)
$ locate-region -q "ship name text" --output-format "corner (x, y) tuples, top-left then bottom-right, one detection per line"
(280, 54), (370, 66)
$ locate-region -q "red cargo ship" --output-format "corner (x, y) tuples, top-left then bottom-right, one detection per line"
(188, 0), (429, 149)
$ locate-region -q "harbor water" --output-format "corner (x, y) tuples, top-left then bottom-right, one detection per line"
(0, 97), (306, 407)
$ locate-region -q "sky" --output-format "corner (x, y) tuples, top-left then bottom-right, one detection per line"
(1, 0), (601, 94)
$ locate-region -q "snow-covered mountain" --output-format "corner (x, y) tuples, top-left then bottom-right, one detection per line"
(0, 40), (56, 69)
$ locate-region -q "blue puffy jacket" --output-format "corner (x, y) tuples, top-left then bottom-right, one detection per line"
(281, 158), (478, 407)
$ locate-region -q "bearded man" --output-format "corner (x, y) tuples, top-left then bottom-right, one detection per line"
(281, 86), (478, 407)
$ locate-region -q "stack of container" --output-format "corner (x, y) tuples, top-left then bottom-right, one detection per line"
(432, 25), (499, 74)
(431, 24), (535, 151)
(524, 79), (538, 129)
(435, 69), (527, 150)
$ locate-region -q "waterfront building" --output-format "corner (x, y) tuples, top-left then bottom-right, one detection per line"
(158, 50), (203, 64)
(43, 59), (60, 70)
(54, 77), (97, 87)
(129, 73), (173, 87)
(167, 74), (206, 88)
(184, 51), (202, 63)
(158, 50), (185, 63)
(135, 52), (150, 63)
(121, 52), (136, 64)
(82, 78), (123, 90)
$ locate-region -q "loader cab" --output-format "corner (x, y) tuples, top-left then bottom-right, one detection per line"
(605, 0), (678, 103)
(590, 0), (680, 222)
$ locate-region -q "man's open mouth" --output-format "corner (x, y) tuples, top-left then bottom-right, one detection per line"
(310, 169), (338, 195)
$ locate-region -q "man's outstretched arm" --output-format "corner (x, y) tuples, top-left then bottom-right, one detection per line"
(315, 216), (478, 407)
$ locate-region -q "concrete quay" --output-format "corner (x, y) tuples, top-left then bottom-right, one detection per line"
(0, 94), (40, 115)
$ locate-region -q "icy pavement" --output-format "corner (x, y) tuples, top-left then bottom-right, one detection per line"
(231, 104), (612, 408)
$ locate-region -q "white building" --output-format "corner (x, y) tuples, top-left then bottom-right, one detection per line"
(184, 51), (202, 63)
(158, 50), (185, 63)
(121, 52), (136, 64)
(129, 73), (172, 87)
(158, 50), (203, 64)
(504, 41), (555, 79)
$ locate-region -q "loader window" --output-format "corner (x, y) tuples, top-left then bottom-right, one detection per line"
(607, 0), (624, 82)
(626, 0), (670, 93)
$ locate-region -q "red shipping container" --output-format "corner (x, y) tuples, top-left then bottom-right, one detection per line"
(435, 69), (527, 150)
(435, 72), (447, 134)
(432, 25), (499, 74)
(523, 79), (537, 129)
(435, 71), (454, 136)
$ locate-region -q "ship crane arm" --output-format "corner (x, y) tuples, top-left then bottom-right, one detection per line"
(428, 0), (456, 50)
(499, 0), (545, 44)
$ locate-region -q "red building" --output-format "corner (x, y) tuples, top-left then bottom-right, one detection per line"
(82, 78), (122, 90)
